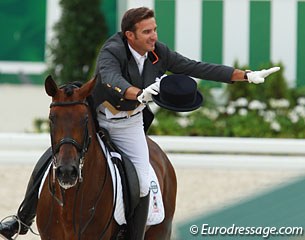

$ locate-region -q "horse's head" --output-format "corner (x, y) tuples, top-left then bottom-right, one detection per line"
(45, 75), (96, 189)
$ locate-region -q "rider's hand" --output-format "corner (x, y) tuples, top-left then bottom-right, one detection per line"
(246, 67), (280, 84)
(155, 74), (167, 83)
(137, 81), (160, 104)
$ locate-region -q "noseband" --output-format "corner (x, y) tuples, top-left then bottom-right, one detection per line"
(50, 100), (91, 183)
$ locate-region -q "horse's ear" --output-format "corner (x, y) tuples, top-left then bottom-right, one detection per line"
(45, 75), (58, 97)
(79, 77), (97, 99)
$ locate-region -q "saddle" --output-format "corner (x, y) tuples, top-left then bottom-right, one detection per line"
(97, 127), (140, 222)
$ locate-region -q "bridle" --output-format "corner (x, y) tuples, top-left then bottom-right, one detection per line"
(42, 81), (117, 239)
(47, 99), (116, 239)
(49, 100), (91, 183)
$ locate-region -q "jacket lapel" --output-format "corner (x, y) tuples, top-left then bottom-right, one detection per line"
(127, 48), (160, 89)
(128, 57), (143, 88)
(142, 58), (157, 88)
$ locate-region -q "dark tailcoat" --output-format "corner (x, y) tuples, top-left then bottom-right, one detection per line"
(92, 32), (234, 131)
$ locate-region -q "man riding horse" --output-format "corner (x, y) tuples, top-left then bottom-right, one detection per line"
(0, 6), (279, 240)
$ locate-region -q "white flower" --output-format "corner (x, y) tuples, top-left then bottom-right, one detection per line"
(288, 111), (299, 123)
(297, 97), (305, 106)
(238, 108), (248, 116)
(235, 98), (248, 107)
(177, 117), (191, 127)
(270, 121), (281, 132)
(294, 105), (305, 118)
(258, 110), (265, 117)
(228, 101), (237, 108)
(269, 98), (290, 108)
(217, 106), (226, 114)
(262, 110), (276, 122)
(201, 108), (219, 120)
(249, 100), (266, 110)
(226, 105), (236, 115)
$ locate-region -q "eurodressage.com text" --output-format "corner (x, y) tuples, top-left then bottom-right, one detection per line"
(189, 223), (304, 238)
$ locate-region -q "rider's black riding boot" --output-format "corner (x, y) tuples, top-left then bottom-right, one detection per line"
(128, 193), (150, 240)
(0, 148), (52, 239)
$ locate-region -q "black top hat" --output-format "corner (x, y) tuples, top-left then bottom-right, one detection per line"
(152, 74), (203, 112)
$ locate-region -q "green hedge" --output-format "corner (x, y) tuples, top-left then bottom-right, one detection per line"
(148, 63), (305, 138)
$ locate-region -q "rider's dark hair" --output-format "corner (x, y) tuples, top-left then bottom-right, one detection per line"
(121, 7), (154, 35)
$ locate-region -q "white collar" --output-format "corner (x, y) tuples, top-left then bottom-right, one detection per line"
(128, 44), (148, 62)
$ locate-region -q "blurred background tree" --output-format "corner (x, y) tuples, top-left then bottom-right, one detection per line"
(47, 0), (107, 84)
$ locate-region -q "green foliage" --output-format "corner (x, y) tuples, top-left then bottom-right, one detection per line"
(48, 0), (107, 84)
(226, 62), (289, 102)
(33, 118), (49, 133)
(263, 63), (289, 100)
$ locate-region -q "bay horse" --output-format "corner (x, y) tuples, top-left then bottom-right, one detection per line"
(36, 76), (177, 239)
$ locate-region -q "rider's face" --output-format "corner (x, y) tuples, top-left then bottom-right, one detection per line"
(126, 17), (158, 56)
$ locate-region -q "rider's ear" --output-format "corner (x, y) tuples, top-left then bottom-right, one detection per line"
(45, 75), (58, 97)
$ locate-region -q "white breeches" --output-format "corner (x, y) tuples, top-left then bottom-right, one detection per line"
(97, 112), (150, 197)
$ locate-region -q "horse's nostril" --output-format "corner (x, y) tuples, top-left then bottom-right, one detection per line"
(70, 166), (78, 179)
(55, 167), (64, 179)
(56, 165), (78, 182)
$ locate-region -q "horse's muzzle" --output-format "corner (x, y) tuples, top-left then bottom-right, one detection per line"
(56, 165), (79, 189)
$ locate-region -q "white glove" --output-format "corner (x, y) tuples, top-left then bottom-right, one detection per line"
(246, 67), (280, 84)
(137, 81), (160, 104)
(155, 74), (167, 83)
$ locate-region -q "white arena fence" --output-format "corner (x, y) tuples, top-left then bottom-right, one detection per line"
(1, 133), (305, 170)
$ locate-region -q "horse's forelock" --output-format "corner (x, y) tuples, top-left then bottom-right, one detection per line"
(61, 82), (83, 97)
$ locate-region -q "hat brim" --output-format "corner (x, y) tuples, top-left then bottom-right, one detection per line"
(152, 91), (203, 112)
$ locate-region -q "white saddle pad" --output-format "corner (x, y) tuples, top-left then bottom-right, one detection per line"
(39, 135), (165, 226)
(97, 135), (165, 226)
